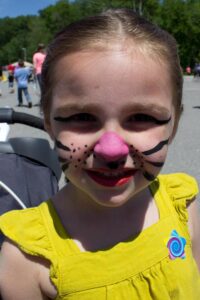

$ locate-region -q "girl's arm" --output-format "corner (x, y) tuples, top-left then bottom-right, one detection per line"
(0, 238), (56, 300)
(187, 198), (200, 271)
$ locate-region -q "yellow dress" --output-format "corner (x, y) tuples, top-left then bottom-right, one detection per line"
(1, 173), (200, 299)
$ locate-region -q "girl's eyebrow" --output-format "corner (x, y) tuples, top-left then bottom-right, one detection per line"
(54, 102), (171, 116)
(121, 103), (171, 115)
(54, 103), (102, 115)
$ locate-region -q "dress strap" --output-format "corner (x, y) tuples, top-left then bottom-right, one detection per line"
(149, 173), (199, 220)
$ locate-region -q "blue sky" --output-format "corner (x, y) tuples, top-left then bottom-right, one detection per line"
(0, 0), (58, 18)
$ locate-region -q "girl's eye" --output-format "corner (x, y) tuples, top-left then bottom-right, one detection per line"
(128, 114), (158, 123)
(54, 113), (97, 123)
(125, 113), (162, 131)
(67, 113), (97, 122)
(54, 113), (99, 132)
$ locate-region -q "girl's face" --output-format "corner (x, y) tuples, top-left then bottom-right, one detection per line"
(46, 48), (175, 207)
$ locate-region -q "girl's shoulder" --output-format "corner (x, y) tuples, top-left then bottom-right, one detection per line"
(156, 173), (198, 201)
(0, 201), (54, 257)
(151, 173), (199, 224)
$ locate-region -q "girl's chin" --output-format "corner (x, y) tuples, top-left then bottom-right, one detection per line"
(67, 169), (148, 207)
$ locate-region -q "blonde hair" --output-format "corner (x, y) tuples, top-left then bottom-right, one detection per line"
(41, 8), (183, 128)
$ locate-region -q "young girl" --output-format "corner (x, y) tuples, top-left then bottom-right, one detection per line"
(0, 8), (200, 300)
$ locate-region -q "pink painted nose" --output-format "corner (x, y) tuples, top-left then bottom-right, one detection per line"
(94, 132), (129, 161)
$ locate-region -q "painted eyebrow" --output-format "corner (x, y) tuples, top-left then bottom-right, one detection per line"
(53, 103), (102, 116)
(53, 103), (102, 122)
(122, 103), (171, 116)
(53, 102), (172, 122)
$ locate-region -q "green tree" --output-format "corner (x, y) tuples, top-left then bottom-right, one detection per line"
(27, 17), (51, 61)
(0, 16), (32, 65)
(0, 0), (200, 69)
(39, 0), (81, 35)
(157, 0), (200, 68)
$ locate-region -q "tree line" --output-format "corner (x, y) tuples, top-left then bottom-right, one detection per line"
(0, 0), (199, 70)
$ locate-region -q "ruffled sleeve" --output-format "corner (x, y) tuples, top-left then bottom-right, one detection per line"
(0, 203), (59, 290)
(161, 173), (199, 223)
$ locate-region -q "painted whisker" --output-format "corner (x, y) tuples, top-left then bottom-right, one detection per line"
(143, 171), (156, 181)
(142, 138), (169, 156)
(62, 163), (70, 172)
(54, 116), (69, 122)
(58, 156), (67, 163)
(144, 161), (164, 167)
(55, 139), (71, 152)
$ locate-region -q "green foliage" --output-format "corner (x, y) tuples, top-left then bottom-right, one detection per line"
(39, 0), (84, 34)
(0, 0), (199, 69)
(156, 0), (200, 66)
(0, 16), (32, 64)
(27, 17), (51, 61)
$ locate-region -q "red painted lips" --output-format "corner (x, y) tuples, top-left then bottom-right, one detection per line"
(86, 169), (137, 187)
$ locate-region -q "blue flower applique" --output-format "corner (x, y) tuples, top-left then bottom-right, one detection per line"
(166, 230), (186, 260)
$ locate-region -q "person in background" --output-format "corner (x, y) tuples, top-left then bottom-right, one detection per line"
(185, 66), (191, 75)
(14, 59), (32, 108)
(0, 66), (2, 96)
(193, 63), (200, 77)
(0, 9), (200, 300)
(7, 64), (15, 93)
(32, 43), (46, 91)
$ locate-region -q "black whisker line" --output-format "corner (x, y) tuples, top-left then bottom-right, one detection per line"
(54, 116), (68, 122)
(62, 163), (70, 172)
(106, 161), (120, 169)
(142, 139), (169, 156)
(55, 139), (71, 152)
(144, 160), (164, 167)
(143, 171), (155, 181)
(58, 156), (67, 163)
(155, 116), (171, 125)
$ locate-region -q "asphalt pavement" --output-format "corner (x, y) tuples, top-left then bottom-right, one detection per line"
(162, 76), (200, 185)
(0, 80), (48, 140)
(0, 76), (200, 192)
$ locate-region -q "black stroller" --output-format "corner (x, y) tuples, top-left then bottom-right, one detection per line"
(0, 107), (62, 299)
(0, 107), (62, 244)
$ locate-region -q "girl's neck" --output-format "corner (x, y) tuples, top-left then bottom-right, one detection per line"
(52, 184), (159, 252)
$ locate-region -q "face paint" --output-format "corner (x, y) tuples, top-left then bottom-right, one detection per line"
(154, 116), (171, 125)
(94, 132), (129, 161)
(142, 139), (169, 156)
(141, 139), (169, 180)
(142, 171), (156, 181)
(54, 116), (70, 122)
(55, 139), (93, 173)
(106, 161), (124, 169)
(55, 139), (71, 152)
(54, 109), (171, 181)
(129, 138), (169, 181)
(55, 133), (169, 183)
(144, 161), (164, 167)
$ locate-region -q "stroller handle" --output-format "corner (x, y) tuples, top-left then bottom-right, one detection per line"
(0, 107), (44, 130)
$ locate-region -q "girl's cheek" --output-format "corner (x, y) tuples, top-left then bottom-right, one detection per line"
(55, 136), (94, 171)
(129, 132), (170, 175)
(129, 132), (170, 157)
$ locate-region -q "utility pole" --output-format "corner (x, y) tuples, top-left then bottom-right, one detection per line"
(21, 48), (27, 62)
(133, 0), (143, 15)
